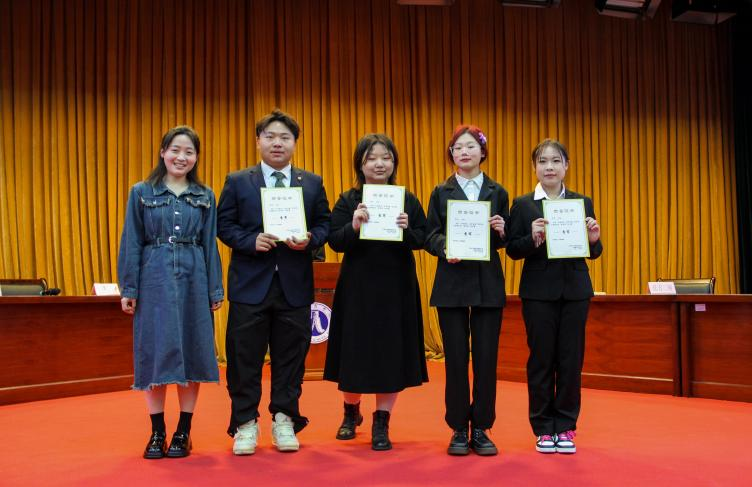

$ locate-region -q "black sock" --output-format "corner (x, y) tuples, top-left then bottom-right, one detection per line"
(150, 412), (166, 434)
(177, 411), (193, 434)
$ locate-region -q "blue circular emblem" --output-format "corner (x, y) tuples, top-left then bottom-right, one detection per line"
(310, 302), (331, 344)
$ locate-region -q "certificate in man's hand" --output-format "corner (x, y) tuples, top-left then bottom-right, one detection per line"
(360, 184), (405, 241)
(261, 187), (308, 241)
(446, 200), (491, 261)
(542, 199), (590, 259)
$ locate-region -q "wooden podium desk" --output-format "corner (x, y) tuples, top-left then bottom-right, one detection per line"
(304, 262), (339, 380)
(0, 263), (342, 406)
(2, 276), (750, 404)
(675, 295), (752, 402)
(0, 296), (133, 405)
(498, 294), (752, 403)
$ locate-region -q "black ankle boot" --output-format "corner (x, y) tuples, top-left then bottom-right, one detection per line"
(371, 410), (392, 451)
(336, 402), (363, 440)
(447, 427), (470, 456)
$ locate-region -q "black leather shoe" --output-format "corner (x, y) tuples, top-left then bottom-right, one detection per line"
(166, 431), (192, 458)
(371, 410), (392, 451)
(336, 402), (364, 440)
(447, 428), (470, 456)
(143, 431), (167, 459)
(470, 428), (498, 456)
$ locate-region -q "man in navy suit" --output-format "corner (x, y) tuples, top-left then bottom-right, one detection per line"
(217, 109), (330, 455)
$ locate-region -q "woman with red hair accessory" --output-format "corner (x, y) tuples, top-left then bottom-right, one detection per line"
(425, 125), (509, 456)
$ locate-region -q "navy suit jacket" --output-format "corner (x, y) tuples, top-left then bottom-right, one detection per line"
(217, 163), (331, 307)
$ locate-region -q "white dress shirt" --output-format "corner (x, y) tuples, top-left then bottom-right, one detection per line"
(260, 161), (292, 188)
(455, 172), (485, 201)
(533, 182), (566, 200)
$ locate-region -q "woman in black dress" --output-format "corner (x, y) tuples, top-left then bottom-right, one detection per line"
(324, 133), (428, 451)
(424, 125), (509, 456)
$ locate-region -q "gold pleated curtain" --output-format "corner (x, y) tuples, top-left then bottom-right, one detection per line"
(0, 0), (737, 361)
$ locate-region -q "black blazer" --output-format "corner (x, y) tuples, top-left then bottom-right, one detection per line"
(506, 190), (603, 301)
(424, 173), (509, 308)
(217, 163), (331, 307)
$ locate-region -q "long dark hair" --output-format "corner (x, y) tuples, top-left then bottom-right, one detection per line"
(353, 133), (399, 188)
(145, 126), (204, 187)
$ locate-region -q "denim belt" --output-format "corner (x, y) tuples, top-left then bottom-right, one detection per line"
(148, 236), (202, 246)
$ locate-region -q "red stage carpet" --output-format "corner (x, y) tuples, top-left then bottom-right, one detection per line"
(1, 362), (748, 486)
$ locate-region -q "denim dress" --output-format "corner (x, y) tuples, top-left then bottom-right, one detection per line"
(118, 181), (224, 390)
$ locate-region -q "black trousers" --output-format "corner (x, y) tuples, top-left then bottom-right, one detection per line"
(522, 298), (589, 436)
(437, 306), (503, 431)
(226, 274), (311, 436)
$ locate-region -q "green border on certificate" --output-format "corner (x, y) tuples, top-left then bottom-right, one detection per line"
(542, 198), (590, 259)
(360, 184), (405, 242)
(260, 187), (308, 241)
(445, 199), (491, 261)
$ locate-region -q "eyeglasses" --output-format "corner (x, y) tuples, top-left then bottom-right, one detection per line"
(450, 143), (480, 154)
(260, 131), (294, 143)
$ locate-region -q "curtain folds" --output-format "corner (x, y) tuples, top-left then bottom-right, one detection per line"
(0, 0), (737, 361)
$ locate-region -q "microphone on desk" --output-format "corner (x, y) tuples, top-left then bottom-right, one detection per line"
(42, 288), (61, 296)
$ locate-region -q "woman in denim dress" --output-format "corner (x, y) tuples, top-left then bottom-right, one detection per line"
(118, 126), (224, 459)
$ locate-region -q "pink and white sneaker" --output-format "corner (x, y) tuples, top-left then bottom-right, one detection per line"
(555, 430), (576, 454)
(535, 434), (556, 453)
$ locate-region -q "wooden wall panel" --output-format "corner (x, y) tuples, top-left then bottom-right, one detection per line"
(681, 299), (752, 402)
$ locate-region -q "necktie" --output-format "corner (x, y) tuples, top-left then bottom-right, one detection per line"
(272, 171), (286, 188)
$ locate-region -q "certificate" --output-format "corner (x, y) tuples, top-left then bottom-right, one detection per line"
(446, 200), (491, 261)
(542, 199), (590, 259)
(360, 184), (405, 241)
(261, 187), (308, 241)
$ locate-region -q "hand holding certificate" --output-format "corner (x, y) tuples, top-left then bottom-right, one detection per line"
(261, 187), (308, 241)
(360, 184), (405, 241)
(542, 199), (590, 258)
(446, 200), (491, 261)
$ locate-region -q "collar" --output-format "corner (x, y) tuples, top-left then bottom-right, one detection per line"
(455, 171), (484, 189)
(533, 182), (566, 201)
(261, 160), (292, 181)
(152, 180), (206, 196)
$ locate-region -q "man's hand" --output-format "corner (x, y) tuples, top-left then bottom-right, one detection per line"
(256, 233), (279, 252)
(285, 232), (311, 251)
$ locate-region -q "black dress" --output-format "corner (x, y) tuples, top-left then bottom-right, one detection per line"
(323, 188), (429, 393)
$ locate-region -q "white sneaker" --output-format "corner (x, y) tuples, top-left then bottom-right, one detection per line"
(271, 412), (300, 452)
(233, 420), (259, 455)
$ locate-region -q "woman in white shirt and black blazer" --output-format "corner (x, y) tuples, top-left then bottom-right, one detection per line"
(506, 138), (602, 455)
(425, 125), (509, 457)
